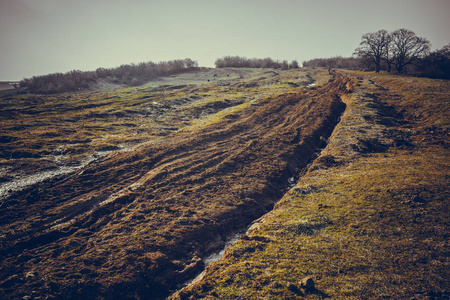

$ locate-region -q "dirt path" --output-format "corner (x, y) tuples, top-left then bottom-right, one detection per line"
(0, 73), (353, 299)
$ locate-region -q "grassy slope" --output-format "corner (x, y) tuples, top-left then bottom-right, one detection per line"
(172, 71), (449, 299)
(1, 68), (339, 299)
(0, 68), (311, 188)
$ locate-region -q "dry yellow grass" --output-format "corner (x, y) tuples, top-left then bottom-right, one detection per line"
(172, 72), (449, 299)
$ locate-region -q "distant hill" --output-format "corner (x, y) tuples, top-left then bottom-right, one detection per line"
(0, 82), (16, 91)
(19, 59), (199, 94)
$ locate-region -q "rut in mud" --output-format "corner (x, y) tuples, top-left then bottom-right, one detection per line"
(0, 73), (353, 299)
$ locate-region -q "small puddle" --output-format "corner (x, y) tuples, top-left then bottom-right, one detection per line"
(203, 229), (246, 265)
(175, 227), (248, 294)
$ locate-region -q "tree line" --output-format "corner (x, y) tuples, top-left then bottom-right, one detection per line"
(215, 56), (299, 69)
(302, 57), (362, 73)
(303, 28), (449, 79)
(20, 58), (198, 94)
(18, 30), (449, 95)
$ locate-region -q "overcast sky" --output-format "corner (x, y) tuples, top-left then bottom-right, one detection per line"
(1, 0), (449, 81)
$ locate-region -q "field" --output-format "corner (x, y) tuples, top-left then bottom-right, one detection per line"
(0, 68), (448, 300)
(173, 72), (450, 299)
(0, 68), (315, 200)
(1, 67), (337, 299)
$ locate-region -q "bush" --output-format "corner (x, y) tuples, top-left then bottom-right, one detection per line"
(20, 59), (199, 94)
(215, 56), (298, 70)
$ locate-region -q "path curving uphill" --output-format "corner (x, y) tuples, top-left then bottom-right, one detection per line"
(0, 72), (354, 299)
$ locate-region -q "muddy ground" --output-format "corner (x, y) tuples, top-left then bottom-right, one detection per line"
(0, 69), (352, 299)
(0, 68), (312, 199)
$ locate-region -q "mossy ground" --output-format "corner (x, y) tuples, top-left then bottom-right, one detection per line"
(173, 72), (449, 299)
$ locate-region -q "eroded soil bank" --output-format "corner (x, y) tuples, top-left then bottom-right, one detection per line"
(0, 73), (353, 299)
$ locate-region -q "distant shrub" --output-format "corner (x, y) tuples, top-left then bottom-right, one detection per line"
(416, 45), (450, 79)
(302, 56), (364, 71)
(20, 58), (199, 94)
(215, 56), (299, 70)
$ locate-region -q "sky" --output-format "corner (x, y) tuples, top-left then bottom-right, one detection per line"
(0, 0), (449, 81)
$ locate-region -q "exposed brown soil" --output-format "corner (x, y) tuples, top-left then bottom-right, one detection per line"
(0, 73), (352, 299)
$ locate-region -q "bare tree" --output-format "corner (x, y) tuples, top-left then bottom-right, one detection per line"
(390, 29), (431, 74)
(354, 30), (391, 73)
(325, 58), (336, 74)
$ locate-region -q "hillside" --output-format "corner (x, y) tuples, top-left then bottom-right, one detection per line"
(172, 72), (450, 299)
(1, 67), (335, 299)
(0, 68), (448, 299)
